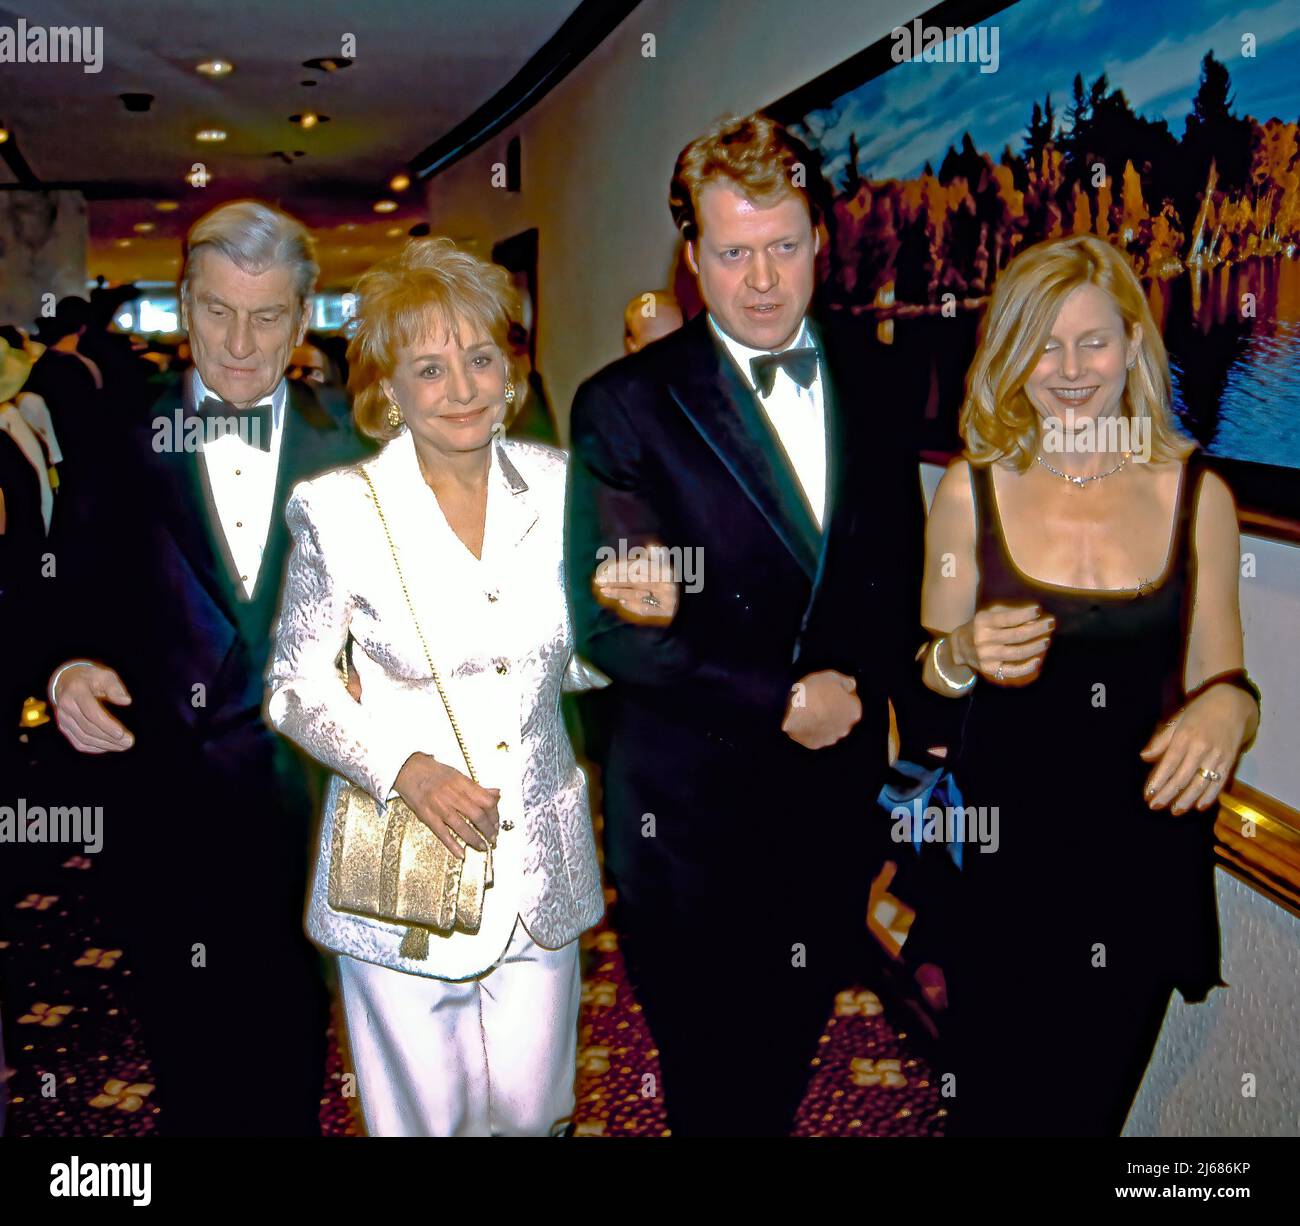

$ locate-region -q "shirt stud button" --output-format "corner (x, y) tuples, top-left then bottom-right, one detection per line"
(487, 591), (499, 603)
(501, 820), (514, 832)
(496, 741), (508, 751)
(495, 660), (509, 675)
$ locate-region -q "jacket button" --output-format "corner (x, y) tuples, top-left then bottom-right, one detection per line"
(495, 660), (509, 675)
(501, 820), (514, 832)
(486, 590), (499, 603)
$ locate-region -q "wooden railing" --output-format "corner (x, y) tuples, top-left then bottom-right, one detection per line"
(1215, 782), (1300, 918)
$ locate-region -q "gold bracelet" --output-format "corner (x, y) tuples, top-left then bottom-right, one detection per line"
(932, 635), (976, 693)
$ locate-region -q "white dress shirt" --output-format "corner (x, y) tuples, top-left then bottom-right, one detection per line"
(710, 314), (828, 529)
(191, 368), (288, 600)
(0, 397), (53, 532)
(16, 390), (63, 466)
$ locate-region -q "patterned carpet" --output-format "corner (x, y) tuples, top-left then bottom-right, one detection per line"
(2, 854), (947, 1137)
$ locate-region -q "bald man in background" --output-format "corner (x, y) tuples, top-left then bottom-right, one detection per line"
(623, 290), (683, 353)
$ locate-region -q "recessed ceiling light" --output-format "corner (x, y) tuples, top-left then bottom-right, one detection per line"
(373, 200), (397, 213)
(155, 201), (179, 212)
(385, 227), (403, 238)
(389, 173), (411, 192)
(302, 57), (354, 73)
(116, 239), (133, 248)
(291, 112), (325, 129)
(195, 128), (227, 143)
(196, 59), (233, 78)
(133, 222), (156, 234)
(339, 223), (357, 232)
(0, 127), (9, 144)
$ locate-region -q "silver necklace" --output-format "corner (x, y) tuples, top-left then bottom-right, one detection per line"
(1035, 451), (1130, 486)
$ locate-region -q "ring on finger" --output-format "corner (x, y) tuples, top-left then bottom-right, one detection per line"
(1197, 766), (1223, 783)
(641, 591), (661, 608)
(994, 663), (1005, 681)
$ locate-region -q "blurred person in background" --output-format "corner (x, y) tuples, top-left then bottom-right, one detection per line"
(623, 289), (683, 354)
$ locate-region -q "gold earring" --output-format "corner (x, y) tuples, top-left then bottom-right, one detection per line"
(504, 380), (516, 406)
(385, 395), (403, 429)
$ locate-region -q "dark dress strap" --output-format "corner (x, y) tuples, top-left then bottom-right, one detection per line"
(1176, 449), (1210, 554)
(966, 459), (1019, 600)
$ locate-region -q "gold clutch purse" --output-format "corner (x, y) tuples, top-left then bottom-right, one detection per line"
(326, 468), (492, 960)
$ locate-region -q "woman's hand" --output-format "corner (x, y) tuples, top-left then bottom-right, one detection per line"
(1140, 685), (1257, 814)
(394, 753), (501, 860)
(593, 542), (679, 625)
(949, 602), (1054, 686)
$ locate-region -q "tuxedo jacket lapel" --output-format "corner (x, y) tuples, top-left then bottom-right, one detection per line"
(667, 315), (821, 579)
(255, 381), (340, 604)
(140, 381), (241, 630)
(806, 316), (855, 572)
(143, 377), (347, 637)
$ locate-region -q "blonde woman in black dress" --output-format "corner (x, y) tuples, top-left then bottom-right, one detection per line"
(920, 235), (1259, 1136)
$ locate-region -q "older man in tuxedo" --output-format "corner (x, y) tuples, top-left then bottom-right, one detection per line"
(44, 202), (364, 1135)
(567, 113), (933, 1136)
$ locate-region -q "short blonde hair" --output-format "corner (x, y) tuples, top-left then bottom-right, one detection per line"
(960, 235), (1193, 469)
(347, 238), (520, 441)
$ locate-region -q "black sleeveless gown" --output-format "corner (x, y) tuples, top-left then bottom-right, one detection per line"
(943, 459), (1224, 1136)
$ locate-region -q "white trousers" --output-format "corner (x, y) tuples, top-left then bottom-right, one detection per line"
(336, 918), (581, 1137)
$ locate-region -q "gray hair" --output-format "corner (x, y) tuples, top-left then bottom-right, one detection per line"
(180, 200), (318, 309)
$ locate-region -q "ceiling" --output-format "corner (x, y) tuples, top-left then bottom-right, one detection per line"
(0, 0), (583, 286)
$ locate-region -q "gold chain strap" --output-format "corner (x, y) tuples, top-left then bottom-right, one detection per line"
(359, 468), (478, 784)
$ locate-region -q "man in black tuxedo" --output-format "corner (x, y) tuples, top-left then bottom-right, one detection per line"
(43, 202), (364, 1135)
(566, 114), (932, 1136)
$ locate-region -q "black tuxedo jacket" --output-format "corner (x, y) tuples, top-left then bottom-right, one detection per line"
(46, 373), (365, 811)
(566, 310), (935, 905)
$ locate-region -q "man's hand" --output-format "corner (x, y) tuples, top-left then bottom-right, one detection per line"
(782, 669), (862, 749)
(593, 542), (679, 625)
(52, 663), (135, 754)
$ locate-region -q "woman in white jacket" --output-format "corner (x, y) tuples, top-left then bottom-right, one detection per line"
(267, 238), (671, 1137)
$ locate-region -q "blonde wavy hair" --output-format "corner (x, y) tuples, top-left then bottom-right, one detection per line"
(960, 234), (1193, 469)
(347, 237), (521, 442)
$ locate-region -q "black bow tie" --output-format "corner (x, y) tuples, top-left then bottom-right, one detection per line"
(750, 347), (818, 398)
(196, 396), (274, 451)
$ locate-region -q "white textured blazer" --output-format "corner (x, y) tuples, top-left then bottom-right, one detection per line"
(267, 430), (605, 981)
